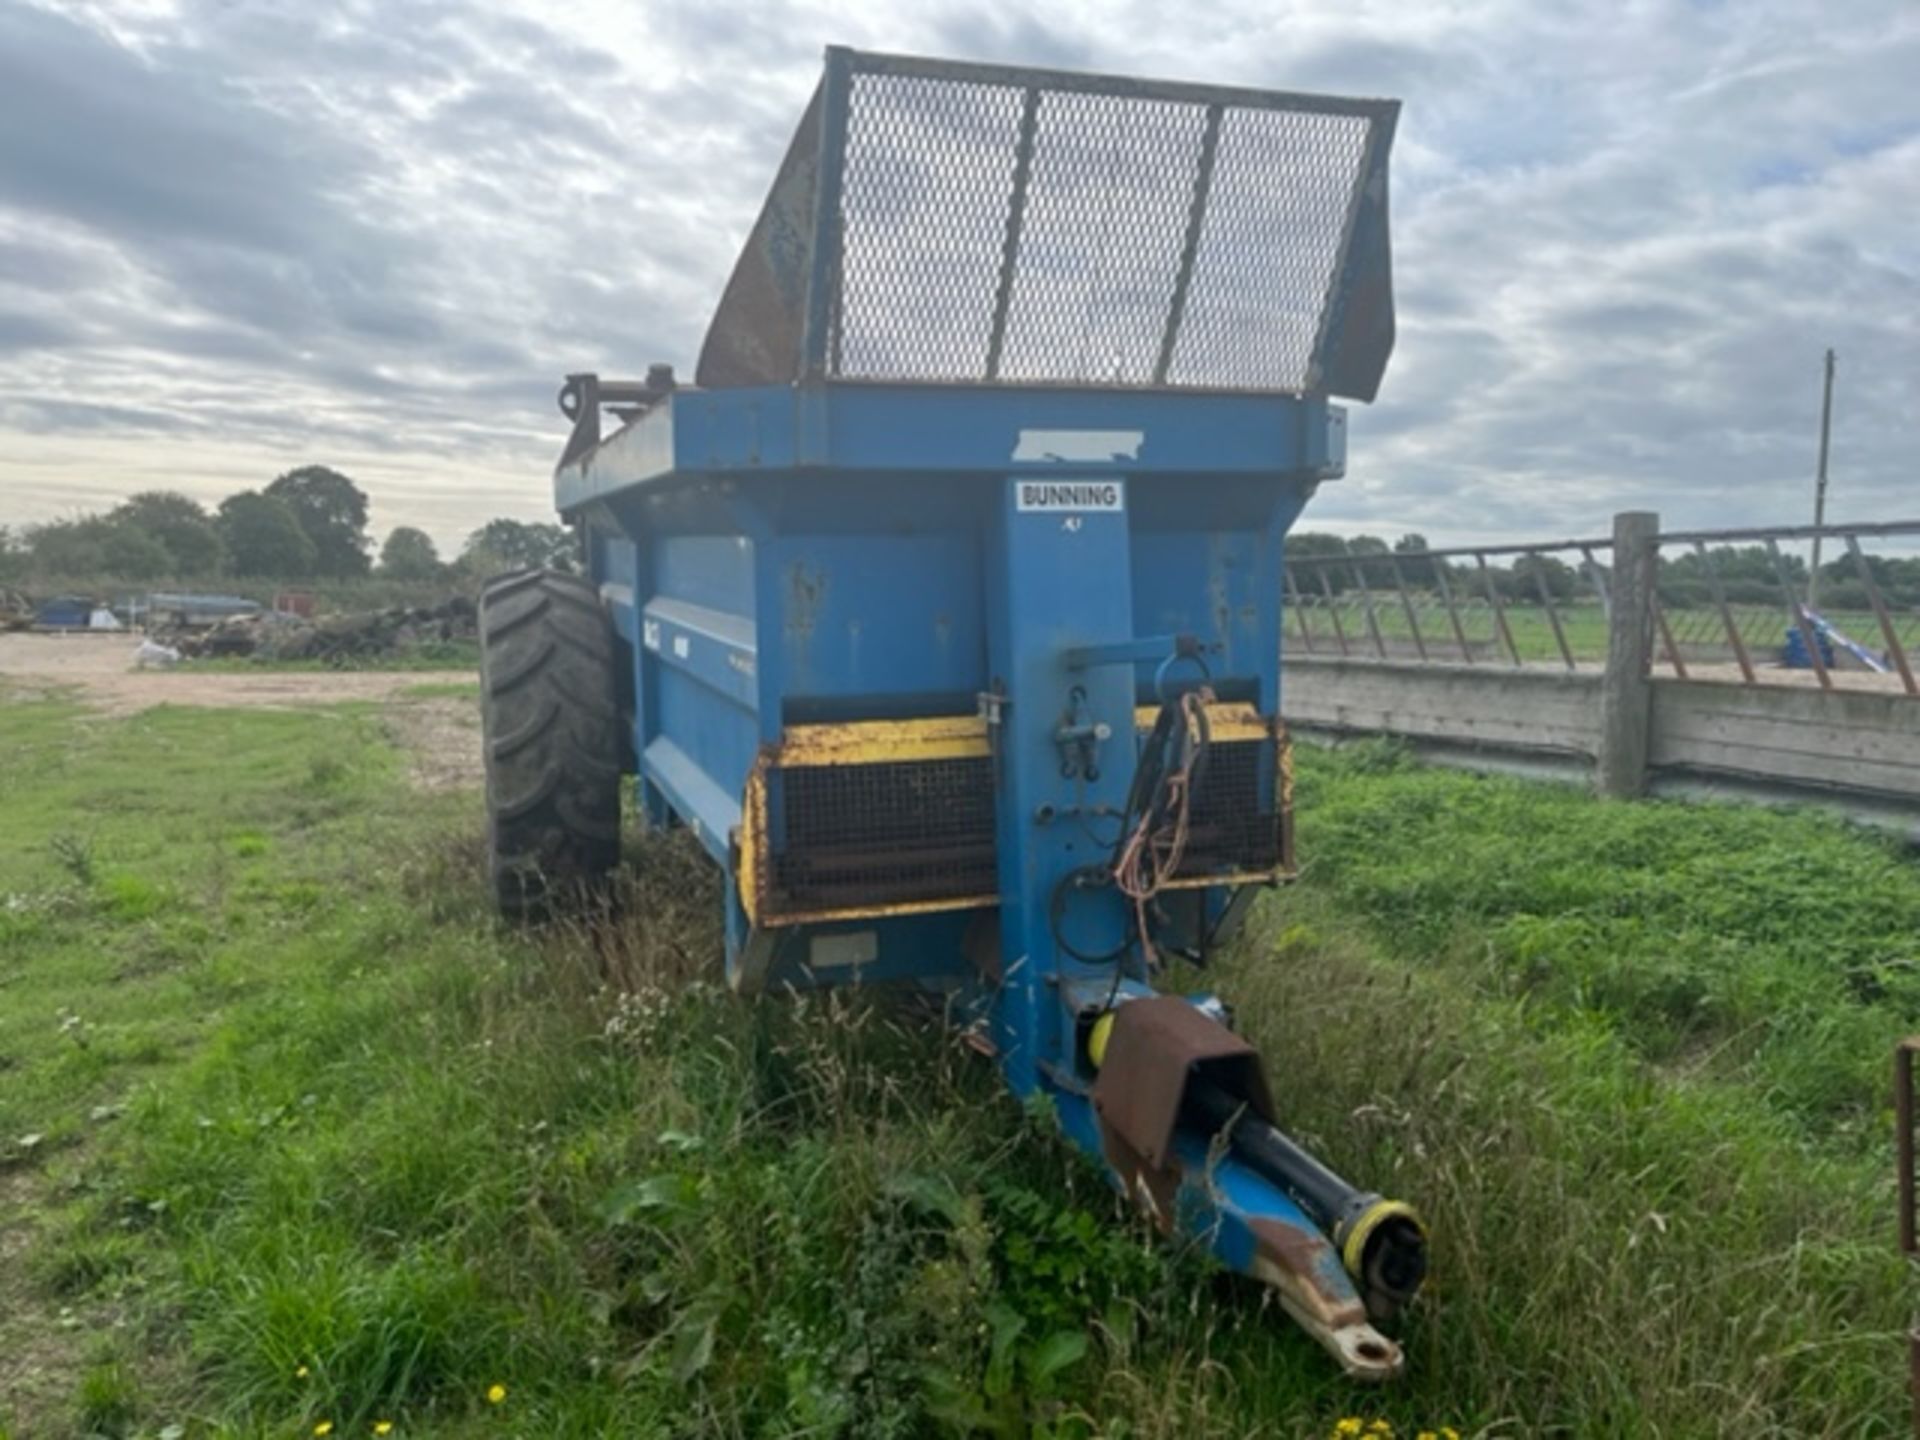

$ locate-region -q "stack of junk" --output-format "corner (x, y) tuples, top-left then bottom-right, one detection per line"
(160, 598), (478, 663)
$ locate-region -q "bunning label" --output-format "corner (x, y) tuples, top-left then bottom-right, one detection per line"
(1016, 479), (1125, 513)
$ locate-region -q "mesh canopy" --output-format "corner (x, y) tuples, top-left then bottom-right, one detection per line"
(697, 50), (1398, 399)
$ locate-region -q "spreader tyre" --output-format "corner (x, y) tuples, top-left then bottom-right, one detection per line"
(479, 568), (623, 918)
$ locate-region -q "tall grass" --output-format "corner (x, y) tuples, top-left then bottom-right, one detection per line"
(1, 697), (1915, 1435)
(1294, 740), (1920, 1131)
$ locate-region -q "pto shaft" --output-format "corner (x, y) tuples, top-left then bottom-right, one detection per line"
(1184, 1076), (1428, 1317)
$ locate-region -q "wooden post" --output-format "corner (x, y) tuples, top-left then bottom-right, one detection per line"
(1597, 511), (1658, 798)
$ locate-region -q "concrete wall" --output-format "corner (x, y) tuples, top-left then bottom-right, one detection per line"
(1282, 657), (1601, 760)
(1282, 655), (1920, 812)
(1651, 678), (1920, 803)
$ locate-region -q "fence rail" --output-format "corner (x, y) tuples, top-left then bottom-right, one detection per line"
(1285, 519), (1920, 698)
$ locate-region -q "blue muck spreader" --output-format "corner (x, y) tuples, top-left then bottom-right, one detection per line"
(480, 48), (1425, 1379)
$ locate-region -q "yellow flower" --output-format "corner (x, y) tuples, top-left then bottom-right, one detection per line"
(486, 1383), (508, 1405)
(1419, 1432), (1437, 1440)
(373, 1424), (394, 1436)
(1335, 1422), (1364, 1438)
(314, 1424), (333, 1437)
(296, 1365), (310, 1379)
(1368, 1425), (1392, 1436)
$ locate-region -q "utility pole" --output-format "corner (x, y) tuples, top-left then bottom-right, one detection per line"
(1808, 347), (1835, 611)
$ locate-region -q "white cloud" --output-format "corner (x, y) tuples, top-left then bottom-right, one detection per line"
(0, 0), (1914, 552)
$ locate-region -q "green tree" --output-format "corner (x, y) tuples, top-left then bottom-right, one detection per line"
(219, 492), (316, 578)
(109, 491), (224, 575)
(1667, 544), (1803, 588)
(460, 518), (577, 575)
(100, 526), (173, 580)
(1285, 531), (1355, 595)
(1815, 549), (1920, 605)
(379, 526), (442, 580)
(1510, 553), (1578, 601)
(265, 465), (370, 577)
(24, 517), (114, 576)
(1393, 532), (1439, 587)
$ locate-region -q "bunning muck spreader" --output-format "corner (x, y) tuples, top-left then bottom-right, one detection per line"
(479, 47), (1426, 1379)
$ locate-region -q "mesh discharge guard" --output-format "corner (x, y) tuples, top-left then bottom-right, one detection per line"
(697, 48), (1398, 400)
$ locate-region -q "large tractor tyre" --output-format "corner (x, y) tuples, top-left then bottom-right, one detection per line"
(479, 568), (624, 919)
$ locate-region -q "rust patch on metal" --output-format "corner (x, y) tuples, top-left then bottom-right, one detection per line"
(1097, 1120), (1182, 1232)
(1090, 996), (1274, 1170)
(786, 562), (827, 645)
(1248, 1217), (1403, 1380)
(1250, 1219), (1370, 1330)
(962, 910), (1002, 986)
(695, 87), (824, 388)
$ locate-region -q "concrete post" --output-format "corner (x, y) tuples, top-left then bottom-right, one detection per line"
(1597, 511), (1659, 798)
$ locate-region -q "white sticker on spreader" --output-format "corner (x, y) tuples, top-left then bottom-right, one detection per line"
(1016, 479), (1125, 513)
(1012, 428), (1143, 462)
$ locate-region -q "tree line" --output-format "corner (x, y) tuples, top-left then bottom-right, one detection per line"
(1285, 532), (1596, 601)
(12, 486), (1908, 613)
(0, 466), (577, 587)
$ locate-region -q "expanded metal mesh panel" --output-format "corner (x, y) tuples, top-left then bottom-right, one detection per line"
(1177, 738), (1283, 876)
(996, 94), (1207, 385)
(769, 757), (997, 913)
(830, 62), (1383, 391)
(1165, 107), (1371, 390)
(837, 73), (1025, 380)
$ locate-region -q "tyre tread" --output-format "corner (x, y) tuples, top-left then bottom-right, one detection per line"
(479, 568), (623, 918)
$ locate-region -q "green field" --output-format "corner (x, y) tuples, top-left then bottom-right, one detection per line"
(1, 689), (1916, 1436)
(1294, 599), (1914, 669)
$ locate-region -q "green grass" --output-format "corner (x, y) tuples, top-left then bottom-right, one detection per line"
(1295, 742), (1920, 1128)
(0, 693), (1915, 1436)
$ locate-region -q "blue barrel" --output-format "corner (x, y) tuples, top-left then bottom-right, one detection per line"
(1783, 625), (1835, 669)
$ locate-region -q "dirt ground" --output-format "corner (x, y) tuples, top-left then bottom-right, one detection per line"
(0, 632), (485, 789)
(0, 631), (475, 714)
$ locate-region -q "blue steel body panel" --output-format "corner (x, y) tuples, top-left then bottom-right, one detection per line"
(564, 383), (1322, 955)
(555, 384), (1345, 510)
(762, 911), (979, 992)
(654, 534), (754, 612)
(768, 532), (985, 704)
(632, 531), (761, 856)
(567, 385), (1323, 910)
(555, 377), (1385, 1356)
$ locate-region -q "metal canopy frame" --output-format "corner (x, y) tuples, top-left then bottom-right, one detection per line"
(697, 47), (1399, 401)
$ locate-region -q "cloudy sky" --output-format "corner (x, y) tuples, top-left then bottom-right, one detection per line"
(0, 0), (1914, 554)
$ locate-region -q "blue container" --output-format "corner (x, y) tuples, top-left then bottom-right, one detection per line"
(1783, 624), (1835, 670)
(35, 595), (95, 629)
(550, 48), (1417, 1377)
